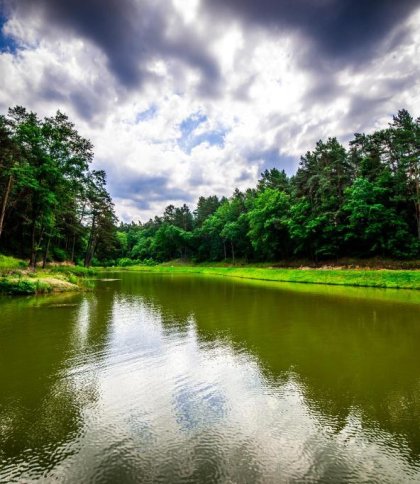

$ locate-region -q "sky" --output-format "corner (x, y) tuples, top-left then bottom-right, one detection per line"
(0, 0), (419, 222)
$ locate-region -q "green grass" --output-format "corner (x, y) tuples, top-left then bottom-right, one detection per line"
(0, 272), (95, 295)
(0, 255), (96, 295)
(1, 253), (419, 293)
(0, 254), (27, 271)
(0, 276), (52, 295)
(123, 264), (420, 290)
(47, 265), (99, 277)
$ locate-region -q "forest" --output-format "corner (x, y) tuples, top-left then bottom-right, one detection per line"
(0, 106), (419, 266)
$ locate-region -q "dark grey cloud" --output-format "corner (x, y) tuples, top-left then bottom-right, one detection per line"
(203, 0), (419, 67)
(34, 65), (115, 121)
(8, 0), (221, 94)
(5, 0), (418, 110)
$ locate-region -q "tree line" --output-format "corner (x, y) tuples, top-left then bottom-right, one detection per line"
(1, 107), (419, 266)
(117, 110), (419, 263)
(0, 106), (117, 267)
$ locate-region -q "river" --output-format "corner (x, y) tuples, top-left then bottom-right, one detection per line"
(0, 272), (419, 482)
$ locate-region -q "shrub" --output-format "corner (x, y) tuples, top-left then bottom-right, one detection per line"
(52, 247), (68, 262)
(67, 274), (78, 284)
(142, 258), (158, 266)
(0, 277), (37, 294)
(117, 257), (138, 267)
(0, 254), (27, 271)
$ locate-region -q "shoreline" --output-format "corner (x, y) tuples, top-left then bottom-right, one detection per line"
(0, 266), (96, 296)
(1, 259), (420, 295)
(120, 264), (420, 290)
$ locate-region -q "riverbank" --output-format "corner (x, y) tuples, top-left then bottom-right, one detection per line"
(1, 254), (420, 293)
(122, 264), (420, 290)
(0, 255), (96, 295)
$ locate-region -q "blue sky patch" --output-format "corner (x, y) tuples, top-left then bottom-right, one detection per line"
(135, 104), (158, 123)
(247, 148), (297, 176)
(180, 112), (207, 137)
(0, 16), (18, 54)
(178, 112), (227, 154)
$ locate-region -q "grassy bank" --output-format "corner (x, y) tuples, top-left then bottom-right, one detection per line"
(1, 254), (420, 293)
(0, 255), (96, 295)
(123, 264), (420, 290)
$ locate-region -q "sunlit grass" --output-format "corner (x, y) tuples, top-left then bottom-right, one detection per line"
(124, 264), (420, 290)
(0, 255), (96, 295)
(0, 254), (27, 271)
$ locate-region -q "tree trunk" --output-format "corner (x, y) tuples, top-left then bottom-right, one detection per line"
(84, 217), (96, 267)
(88, 240), (95, 267)
(223, 240), (227, 260)
(231, 240), (235, 264)
(86, 236), (98, 268)
(30, 219), (37, 270)
(415, 171), (420, 240)
(71, 234), (76, 263)
(0, 174), (13, 239)
(84, 235), (93, 267)
(37, 223), (45, 251)
(42, 236), (51, 269)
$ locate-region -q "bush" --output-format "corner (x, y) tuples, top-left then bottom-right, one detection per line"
(35, 280), (52, 293)
(0, 254), (27, 271)
(0, 277), (37, 294)
(51, 247), (68, 262)
(142, 258), (158, 266)
(117, 257), (139, 267)
(115, 257), (157, 267)
(49, 265), (97, 277)
(67, 274), (78, 284)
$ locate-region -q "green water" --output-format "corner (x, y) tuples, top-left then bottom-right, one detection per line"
(0, 272), (419, 483)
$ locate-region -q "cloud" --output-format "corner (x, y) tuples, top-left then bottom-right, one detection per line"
(203, 0), (419, 66)
(0, 0), (419, 222)
(6, 0), (221, 95)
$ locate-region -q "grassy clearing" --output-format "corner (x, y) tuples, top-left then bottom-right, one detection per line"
(123, 264), (420, 290)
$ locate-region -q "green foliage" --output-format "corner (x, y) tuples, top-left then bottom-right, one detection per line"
(0, 276), (52, 294)
(117, 257), (140, 267)
(0, 106), (117, 269)
(342, 177), (418, 257)
(247, 189), (290, 259)
(1, 106), (419, 266)
(67, 273), (78, 284)
(114, 111), (418, 264)
(51, 247), (67, 262)
(0, 254), (27, 271)
(47, 265), (98, 277)
(0, 277), (36, 294)
(257, 168), (289, 192)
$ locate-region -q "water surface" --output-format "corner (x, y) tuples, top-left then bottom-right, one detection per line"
(0, 272), (419, 482)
